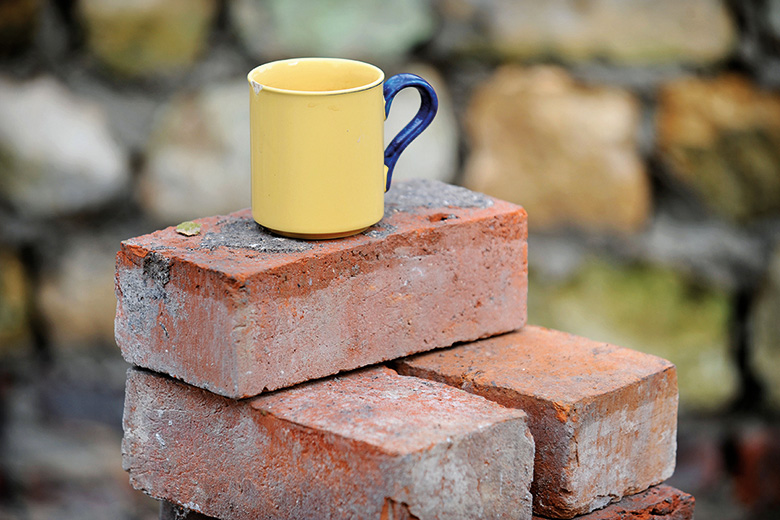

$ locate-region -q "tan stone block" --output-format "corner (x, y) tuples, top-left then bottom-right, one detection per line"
(434, 0), (735, 65)
(78, 0), (217, 77)
(38, 233), (119, 349)
(462, 65), (650, 233)
(657, 74), (780, 221)
(139, 80), (250, 225)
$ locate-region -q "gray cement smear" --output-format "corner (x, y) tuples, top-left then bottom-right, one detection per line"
(384, 179), (493, 215)
(142, 251), (171, 285)
(200, 218), (314, 254)
(367, 180), (493, 239)
(197, 180), (491, 249)
(364, 222), (398, 240)
(117, 266), (168, 339)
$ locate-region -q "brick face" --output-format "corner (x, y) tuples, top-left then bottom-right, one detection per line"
(123, 366), (535, 520)
(114, 179), (528, 399)
(532, 485), (694, 520)
(163, 485), (695, 520)
(396, 325), (678, 519)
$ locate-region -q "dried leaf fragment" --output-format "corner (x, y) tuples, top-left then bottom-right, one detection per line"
(176, 221), (201, 236)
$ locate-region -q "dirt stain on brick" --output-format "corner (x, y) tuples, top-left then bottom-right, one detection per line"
(142, 251), (171, 286)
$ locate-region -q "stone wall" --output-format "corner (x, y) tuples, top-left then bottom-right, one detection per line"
(0, 0), (779, 518)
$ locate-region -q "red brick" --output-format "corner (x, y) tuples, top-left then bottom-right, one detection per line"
(114, 179), (527, 399)
(123, 366), (535, 520)
(161, 500), (214, 519)
(533, 485), (694, 520)
(396, 325), (678, 519)
(160, 485), (695, 520)
(731, 424), (780, 510)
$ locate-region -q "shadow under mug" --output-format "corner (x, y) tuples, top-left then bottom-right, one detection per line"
(248, 57), (438, 239)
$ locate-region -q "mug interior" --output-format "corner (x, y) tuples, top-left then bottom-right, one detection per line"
(248, 58), (384, 94)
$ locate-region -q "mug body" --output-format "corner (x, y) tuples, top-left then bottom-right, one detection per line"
(248, 58), (386, 238)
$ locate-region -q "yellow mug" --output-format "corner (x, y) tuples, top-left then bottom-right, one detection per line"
(247, 57), (438, 239)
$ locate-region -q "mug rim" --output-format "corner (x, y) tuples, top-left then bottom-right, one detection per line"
(247, 57), (385, 96)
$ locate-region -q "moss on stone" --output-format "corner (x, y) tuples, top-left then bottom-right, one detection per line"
(0, 251), (29, 353)
(529, 256), (735, 411)
(751, 246), (780, 409)
(79, 0), (217, 77)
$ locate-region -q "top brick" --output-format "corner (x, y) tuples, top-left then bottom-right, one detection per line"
(114, 180), (528, 398)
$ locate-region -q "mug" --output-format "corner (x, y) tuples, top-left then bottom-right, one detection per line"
(247, 57), (438, 239)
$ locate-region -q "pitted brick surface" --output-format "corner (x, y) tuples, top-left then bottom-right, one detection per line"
(156, 484), (694, 520)
(114, 179), (527, 399)
(123, 366), (535, 520)
(383, 179), (494, 212)
(532, 485), (694, 520)
(396, 325), (678, 519)
(199, 218), (315, 253)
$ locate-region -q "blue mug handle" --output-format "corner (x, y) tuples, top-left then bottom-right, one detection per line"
(383, 73), (438, 192)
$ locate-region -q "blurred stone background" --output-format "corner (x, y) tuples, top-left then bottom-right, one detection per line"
(0, 0), (779, 518)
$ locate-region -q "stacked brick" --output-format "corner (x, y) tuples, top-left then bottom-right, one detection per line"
(116, 179), (692, 519)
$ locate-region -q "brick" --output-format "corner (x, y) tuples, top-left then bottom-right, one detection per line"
(123, 366), (535, 520)
(157, 485), (694, 520)
(396, 325), (678, 519)
(114, 179), (527, 399)
(161, 500), (213, 519)
(533, 485), (694, 520)
(731, 424), (780, 509)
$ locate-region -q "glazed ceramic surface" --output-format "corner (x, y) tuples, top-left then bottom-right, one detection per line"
(248, 58), (437, 238)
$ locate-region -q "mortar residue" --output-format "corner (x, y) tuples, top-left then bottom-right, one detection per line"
(142, 251), (171, 285)
(200, 218), (314, 254)
(384, 179), (493, 215)
(197, 180), (491, 250)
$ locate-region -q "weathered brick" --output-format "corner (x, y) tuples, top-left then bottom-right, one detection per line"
(396, 325), (678, 519)
(730, 424), (780, 510)
(533, 485), (694, 520)
(114, 179), (527, 399)
(123, 366), (535, 520)
(160, 500), (217, 519)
